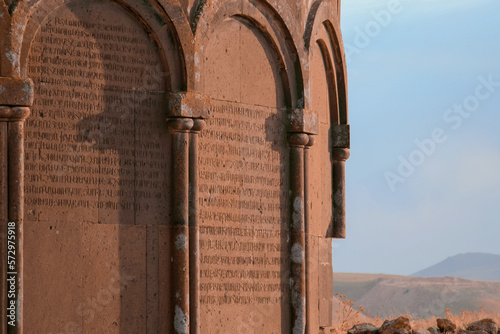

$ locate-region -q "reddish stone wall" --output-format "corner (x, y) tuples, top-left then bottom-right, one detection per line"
(0, 0), (349, 333)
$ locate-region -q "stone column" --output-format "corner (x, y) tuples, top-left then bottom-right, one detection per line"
(303, 135), (316, 334)
(0, 76), (33, 334)
(167, 117), (194, 334)
(329, 125), (350, 239)
(0, 112), (6, 334)
(166, 92), (210, 334)
(188, 119), (205, 334)
(287, 108), (318, 334)
(288, 132), (309, 334)
(0, 107), (30, 334)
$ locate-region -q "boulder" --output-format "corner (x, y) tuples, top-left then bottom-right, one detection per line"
(413, 330), (431, 334)
(379, 316), (412, 334)
(347, 323), (379, 334)
(466, 319), (498, 334)
(437, 319), (457, 333)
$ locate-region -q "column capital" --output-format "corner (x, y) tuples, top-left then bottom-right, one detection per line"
(0, 77), (33, 106)
(167, 92), (211, 118)
(0, 106), (30, 121)
(167, 117), (194, 133)
(305, 135), (315, 148)
(191, 119), (206, 133)
(331, 148), (350, 161)
(288, 108), (318, 135)
(287, 133), (310, 147)
(331, 124), (350, 149)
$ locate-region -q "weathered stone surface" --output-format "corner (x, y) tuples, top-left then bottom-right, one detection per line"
(437, 318), (457, 333)
(331, 124), (351, 148)
(0, 77), (33, 106)
(167, 92), (210, 118)
(289, 108), (319, 134)
(379, 316), (412, 334)
(466, 319), (498, 334)
(347, 322), (379, 334)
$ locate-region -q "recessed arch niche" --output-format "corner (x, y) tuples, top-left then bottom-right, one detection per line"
(196, 8), (295, 333)
(23, 0), (172, 332)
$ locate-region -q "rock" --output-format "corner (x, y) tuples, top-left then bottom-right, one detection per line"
(379, 316), (412, 334)
(458, 330), (489, 334)
(437, 319), (457, 333)
(347, 323), (379, 334)
(413, 330), (431, 334)
(427, 327), (440, 334)
(467, 319), (498, 334)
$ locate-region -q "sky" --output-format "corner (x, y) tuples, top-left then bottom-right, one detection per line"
(334, 0), (500, 275)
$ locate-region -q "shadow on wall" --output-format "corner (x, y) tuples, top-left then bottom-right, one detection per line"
(72, 0), (169, 331)
(26, 0), (170, 332)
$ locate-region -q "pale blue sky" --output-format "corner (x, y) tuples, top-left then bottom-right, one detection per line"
(334, 0), (500, 275)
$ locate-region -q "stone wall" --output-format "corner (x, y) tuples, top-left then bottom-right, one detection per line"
(0, 0), (349, 333)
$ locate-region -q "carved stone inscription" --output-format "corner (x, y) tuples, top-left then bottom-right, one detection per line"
(23, 1), (168, 331)
(25, 0), (168, 225)
(198, 100), (289, 308)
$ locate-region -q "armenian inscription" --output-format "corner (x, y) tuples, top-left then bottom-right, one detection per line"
(25, 1), (168, 225)
(198, 101), (289, 306)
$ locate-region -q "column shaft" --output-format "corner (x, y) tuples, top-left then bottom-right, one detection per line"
(1, 121), (7, 334)
(7, 119), (26, 334)
(331, 148), (350, 239)
(288, 133), (309, 334)
(188, 119), (205, 334)
(168, 118), (194, 334)
(0, 106), (30, 334)
(304, 135), (316, 334)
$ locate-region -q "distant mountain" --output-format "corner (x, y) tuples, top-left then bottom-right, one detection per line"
(412, 253), (500, 281)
